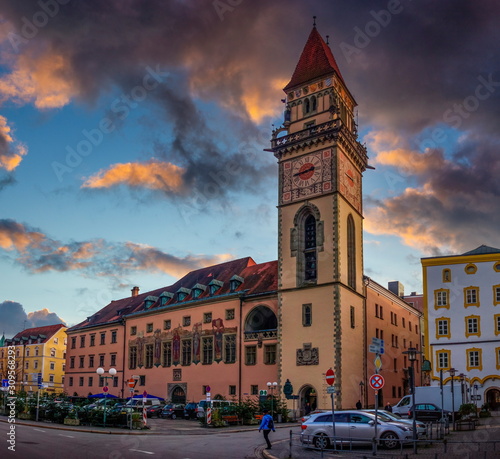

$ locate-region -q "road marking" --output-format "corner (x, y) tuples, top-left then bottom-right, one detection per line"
(129, 449), (154, 455)
(33, 428), (45, 432)
(59, 434), (75, 438)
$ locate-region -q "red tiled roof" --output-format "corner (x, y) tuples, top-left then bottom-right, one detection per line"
(284, 26), (345, 91)
(69, 257), (278, 331)
(11, 323), (66, 342)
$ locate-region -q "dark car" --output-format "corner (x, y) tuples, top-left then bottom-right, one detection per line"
(160, 403), (185, 419)
(408, 403), (450, 422)
(146, 404), (164, 418)
(184, 402), (198, 419)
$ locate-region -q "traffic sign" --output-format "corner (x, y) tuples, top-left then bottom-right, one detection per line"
(372, 337), (383, 346)
(325, 368), (335, 386)
(127, 378), (136, 388)
(259, 390), (268, 396)
(326, 386), (335, 394)
(369, 344), (379, 353)
(206, 385), (211, 393)
(103, 386), (108, 392)
(374, 355), (382, 371)
(369, 374), (385, 390)
(2, 379), (8, 387)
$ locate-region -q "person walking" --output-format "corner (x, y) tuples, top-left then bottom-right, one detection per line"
(259, 409), (275, 450)
(384, 402), (392, 412)
(356, 400), (362, 409)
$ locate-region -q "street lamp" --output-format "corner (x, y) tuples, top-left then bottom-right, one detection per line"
(448, 367), (456, 429)
(96, 367), (117, 428)
(403, 347), (421, 454)
(267, 381), (278, 418)
(458, 373), (466, 405)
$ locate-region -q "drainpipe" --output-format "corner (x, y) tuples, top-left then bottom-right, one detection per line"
(238, 295), (244, 404)
(121, 320), (126, 399)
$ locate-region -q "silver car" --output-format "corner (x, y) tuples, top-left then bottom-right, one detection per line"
(362, 410), (427, 437)
(301, 410), (413, 450)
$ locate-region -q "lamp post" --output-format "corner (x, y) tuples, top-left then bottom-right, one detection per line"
(448, 367), (456, 429)
(403, 347), (421, 454)
(359, 381), (364, 408)
(96, 367), (117, 428)
(458, 373), (466, 405)
(267, 381), (278, 418)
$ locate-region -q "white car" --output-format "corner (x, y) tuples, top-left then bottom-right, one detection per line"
(362, 409), (427, 437)
(301, 410), (413, 450)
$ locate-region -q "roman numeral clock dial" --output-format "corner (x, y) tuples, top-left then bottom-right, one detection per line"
(292, 154), (322, 188)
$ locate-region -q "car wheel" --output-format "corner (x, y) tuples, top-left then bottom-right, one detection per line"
(171, 414), (176, 420)
(381, 432), (399, 450)
(313, 433), (330, 449)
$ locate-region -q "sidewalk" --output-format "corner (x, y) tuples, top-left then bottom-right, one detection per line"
(262, 413), (500, 459)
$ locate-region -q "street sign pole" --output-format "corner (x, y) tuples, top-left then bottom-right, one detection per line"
(325, 368), (336, 449)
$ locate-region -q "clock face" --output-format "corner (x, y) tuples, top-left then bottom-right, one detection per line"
(338, 152), (361, 212)
(292, 154), (323, 189)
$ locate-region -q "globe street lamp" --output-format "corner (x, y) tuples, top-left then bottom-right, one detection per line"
(96, 367), (116, 428)
(267, 381), (278, 418)
(403, 347), (421, 454)
(448, 367), (456, 429)
(458, 373), (466, 405)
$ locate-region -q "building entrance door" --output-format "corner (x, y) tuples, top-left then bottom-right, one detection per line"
(171, 386), (186, 404)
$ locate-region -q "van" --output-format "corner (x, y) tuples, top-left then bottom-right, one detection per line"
(196, 399), (236, 418)
(126, 398), (163, 407)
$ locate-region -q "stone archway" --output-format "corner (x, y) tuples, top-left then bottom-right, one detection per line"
(298, 384), (318, 417)
(167, 383), (186, 404)
(485, 387), (500, 411)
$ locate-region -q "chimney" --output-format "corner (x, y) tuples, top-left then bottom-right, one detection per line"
(131, 286), (140, 297)
(388, 281), (404, 297)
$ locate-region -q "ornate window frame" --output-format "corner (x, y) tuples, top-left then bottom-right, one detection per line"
(464, 286), (480, 307)
(494, 314), (500, 336)
(442, 269), (451, 283)
(434, 289), (450, 309)
(466, 347), (482, 371)
(436, 349), (451, 371)
(465, 263), (477, 274)
(465, 315), (481, 338)
(493, 285), (500, 306)
(435, 317), (451, 339)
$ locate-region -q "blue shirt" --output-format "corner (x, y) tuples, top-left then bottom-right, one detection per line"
(259, 414), (275, 431)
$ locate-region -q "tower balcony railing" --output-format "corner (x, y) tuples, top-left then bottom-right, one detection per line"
(271, 119), (341, 149)
(244, 329), (278, 341)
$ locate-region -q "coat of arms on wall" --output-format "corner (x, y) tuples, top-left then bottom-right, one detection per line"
(297, 343), (319, 366)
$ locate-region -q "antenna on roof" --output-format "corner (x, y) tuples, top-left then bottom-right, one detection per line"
(313, 16), (316, 27)
(326, 35), (329, 45)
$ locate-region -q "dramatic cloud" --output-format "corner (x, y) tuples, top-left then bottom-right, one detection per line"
(82, 160), (186, 194)
(0, 115), (27, 171)
(0, 301), (65, 338)
(365, 132), (500, 254)
(0, 218), (233, 278)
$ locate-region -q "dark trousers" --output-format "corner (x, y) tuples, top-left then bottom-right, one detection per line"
(262, 429), (272, 448)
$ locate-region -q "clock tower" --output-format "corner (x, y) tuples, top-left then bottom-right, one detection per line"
(270, 26), (368, 410)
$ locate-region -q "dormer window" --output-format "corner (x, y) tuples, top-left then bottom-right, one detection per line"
(144, 296), (158, 309)
(192, 283), (207, 299)
(176, 287), (191, 302)
(209, 279), (224, 296)
(230, 275), (244, 292)
(159, 291), (174, 306)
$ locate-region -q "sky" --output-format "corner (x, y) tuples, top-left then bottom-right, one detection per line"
(1, 0), (500, 337)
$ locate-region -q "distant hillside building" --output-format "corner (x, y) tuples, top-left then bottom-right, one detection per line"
(422, 245), (500, 410)
(1, 324), (67, 394)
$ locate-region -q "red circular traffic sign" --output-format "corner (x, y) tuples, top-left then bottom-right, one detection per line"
(325, 368), (335, 386)
(102, 386), (108, 392)
(369, 374), (385, 390)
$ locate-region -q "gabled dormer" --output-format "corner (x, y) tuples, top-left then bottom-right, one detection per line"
(230, 275), (244, 292)
(159, 291), (174, 306)
(208, 279), (224, 296)
(192, 283), (207, 299)
(144, 296), (158, 309)
(176, 287), (191, 302)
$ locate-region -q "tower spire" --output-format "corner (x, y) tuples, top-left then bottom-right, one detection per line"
(313, 15), (316, 27)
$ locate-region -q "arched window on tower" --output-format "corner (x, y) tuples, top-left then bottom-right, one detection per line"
(304, 215), (317, 281)
(311, 96), (317, 112)
(304, 98), (311, 115)
(347, 214), (356, 289)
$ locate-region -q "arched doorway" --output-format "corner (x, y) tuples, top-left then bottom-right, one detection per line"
(485, 388), (500, 411)
(299, 385), (318, 416)
(171, 385), (186, 404)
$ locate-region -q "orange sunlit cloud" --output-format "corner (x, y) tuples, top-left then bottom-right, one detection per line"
(82, 160), (186, 193)
(0, 220), (46, 251)
(0, 115), (27, 171)
(0, 53), (77, 109)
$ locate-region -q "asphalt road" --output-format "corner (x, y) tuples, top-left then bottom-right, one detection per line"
(1, 421), (293, 458)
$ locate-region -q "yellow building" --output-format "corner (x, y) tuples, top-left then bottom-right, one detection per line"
(1, 324), (67, 394)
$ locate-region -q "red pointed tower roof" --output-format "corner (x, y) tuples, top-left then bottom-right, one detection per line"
(284, 26), (345, 91)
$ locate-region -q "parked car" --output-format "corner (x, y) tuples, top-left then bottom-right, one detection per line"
(196, 400), (236, 418)
(184, 402), (198, 419)
(408, 404), (450, 422)
(301, 410), (413, 450)
(362, 409), (427, 437)
(160, 403), (185, 419)
(146, 404), (165, 418)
